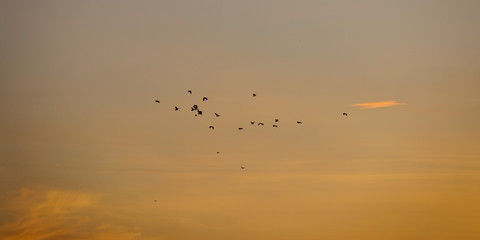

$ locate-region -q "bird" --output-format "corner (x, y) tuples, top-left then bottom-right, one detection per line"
(215, 113), (220, 117)
(250, 121), (255, 125)
(343, 113), (348, 116)
(209, 126), (214, 130)
(191, 105), (198, 111)
(273, 125), (278, 128)
(155, 100), (160, 103)
(154, 200), (157, 202)
(203, 97), (208, 101)
(241, 166), (245, 169)
(253, 93), (256, 97)
(216, 152), (220, 154)
(275, 119), (279, 122)
(258, 123), (264, 126)
(175, 106), (179, 111)
(238, 128), (243, 130)
(188, 90), (192, 94)
(297, 121), (302, 124)
(197, 110), (203, 115)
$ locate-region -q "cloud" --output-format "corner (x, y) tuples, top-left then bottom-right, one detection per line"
(352, 100), (407, 109)
(0, 188), (153, 240)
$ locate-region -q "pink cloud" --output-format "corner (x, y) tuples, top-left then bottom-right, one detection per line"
(352, 101), (407, 109)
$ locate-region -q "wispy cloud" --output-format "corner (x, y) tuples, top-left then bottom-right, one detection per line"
(0, 188), (154, 240)
(352, 100), (407, 109)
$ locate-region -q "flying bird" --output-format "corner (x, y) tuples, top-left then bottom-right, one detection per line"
(343, 113), (348, 116)
(191, 105), (198, 111)
(238, 128), (243, 130)
(297, 121), (302, 124)
(188, 90), (192, 94)
(175, 106), (179, 111)
(155, 100), (160, 103)
(154, 200), (157, 202)
(215, 113), (220, 117)
(197, 110), (203, 115)
(275, 119), (279, 122)
(273, 125), (278, 128)
(258, 123), (264, 126)
(203, 97), (208, 101)
(250, 121), (255, 125)
(209, 126), (214, 130)
(217, 152), (220, 154)
(241, 166), (245, 169)
(253, 93), (256, 97)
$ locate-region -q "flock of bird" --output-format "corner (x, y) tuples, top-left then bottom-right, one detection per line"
(154, 90), (349, 171)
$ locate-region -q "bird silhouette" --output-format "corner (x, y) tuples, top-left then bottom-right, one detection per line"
(209, 126), (214, 130)
(215, 113), (220, 117)
(343, 113), (348, 116)
(217, 152), (220, 154)
(238, 128), (243, 130)
(241, 166), (245, 169)
(155, 100), (160, 103)
(154, 200), (157, 202)
(275, 119), (279, 122)
(191, 105), (198, 111)
(250, 121), (255, 125)
(188, 90), (192, 94)
(273, 125), (278, 128)
(297, 121), (302, 124)
(203, 97), (208, 101)
(175, 106), (179, 111)
(253, 93), (256, 97)
(258, 123), (264, 126)
(197, 110), (203, 115)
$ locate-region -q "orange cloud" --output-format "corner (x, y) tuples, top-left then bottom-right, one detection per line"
(352, 100), (407, 109)
(0, 188), (153, 240)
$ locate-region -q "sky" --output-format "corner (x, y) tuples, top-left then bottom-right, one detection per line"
(1, 0), (480, 239)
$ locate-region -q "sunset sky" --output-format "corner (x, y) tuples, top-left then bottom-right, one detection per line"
(1, 1), (480, 239)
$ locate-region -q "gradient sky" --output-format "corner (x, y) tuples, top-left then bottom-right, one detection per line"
(1, 0), (480, 239)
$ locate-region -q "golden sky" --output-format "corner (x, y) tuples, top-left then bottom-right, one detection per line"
(1, 0), (480, 239)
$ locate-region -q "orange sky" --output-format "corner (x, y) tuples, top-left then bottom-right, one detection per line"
(1, 1), (480, 239)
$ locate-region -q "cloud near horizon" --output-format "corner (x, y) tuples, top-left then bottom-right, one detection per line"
(352, 101), (407, 109)
(0, 188), (151, 240)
